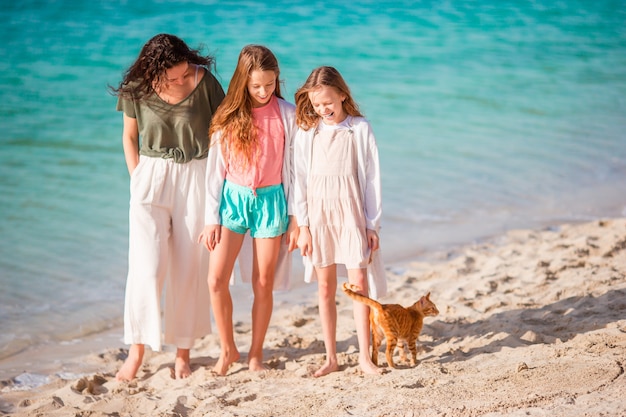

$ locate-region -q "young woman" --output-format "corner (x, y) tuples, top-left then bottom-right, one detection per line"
(112, 33), (225, 381)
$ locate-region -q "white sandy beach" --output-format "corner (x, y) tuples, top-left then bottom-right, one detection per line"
(1, 218), (625, 416)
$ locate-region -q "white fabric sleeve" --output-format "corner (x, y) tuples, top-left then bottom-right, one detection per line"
(293, 128), (310, 227)
(363, 122), (382, 231)
(279, 99), (297, 217)
(204, 132), (227, 225)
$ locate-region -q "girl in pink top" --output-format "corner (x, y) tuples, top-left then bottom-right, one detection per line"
(198, 45), (298, 375)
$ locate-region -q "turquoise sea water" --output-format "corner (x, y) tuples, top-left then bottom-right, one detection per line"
(1, 0), (625, 375)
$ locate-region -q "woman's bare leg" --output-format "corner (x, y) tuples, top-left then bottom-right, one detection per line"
(116, 343), (145, 381)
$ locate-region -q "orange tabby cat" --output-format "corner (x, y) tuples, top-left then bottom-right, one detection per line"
(342, 282), (439, 368)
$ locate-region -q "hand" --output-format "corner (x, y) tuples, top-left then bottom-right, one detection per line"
(297, 226), (312, 257)
(286, 216), (299, 252)
(366, 229), (380, 252)
(198, 224), (222, 251)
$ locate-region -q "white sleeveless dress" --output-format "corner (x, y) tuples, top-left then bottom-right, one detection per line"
(307, 125), (370, 269)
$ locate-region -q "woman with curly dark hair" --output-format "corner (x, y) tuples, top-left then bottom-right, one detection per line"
(111, 33), (225, 381)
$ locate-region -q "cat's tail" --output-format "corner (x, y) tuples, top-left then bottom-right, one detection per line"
(341, 283), (382, 309)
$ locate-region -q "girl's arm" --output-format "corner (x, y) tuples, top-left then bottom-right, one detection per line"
(121, 114), (140, 176)
(363, 122), (383, 233)
(283, 101), (299, 251)
(297, 226), (312, 257)
(198, 224), (221, 252)
(293, 129), (310, 228)
(286, 216), (299, 252)
(366, 229), (380, 253)
(293, 128), (313, 257)
(199, 133), (227, 250)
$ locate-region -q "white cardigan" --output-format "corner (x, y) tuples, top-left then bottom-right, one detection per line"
(204, 98), (298, 291)
(293, 116), (387, 299)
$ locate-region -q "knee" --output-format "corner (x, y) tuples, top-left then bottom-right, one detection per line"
(252, 276), (274, 296)
(207, 275), (229, 293)
(317, 281), (336, 299)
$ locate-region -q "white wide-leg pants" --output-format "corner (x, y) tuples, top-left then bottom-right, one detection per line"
(123, 157), (211, 351)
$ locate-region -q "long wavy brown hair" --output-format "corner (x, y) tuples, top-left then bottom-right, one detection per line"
(294, 66), (363, 131)
(209, 45), (283, 167)
(110, 33), (216, 100)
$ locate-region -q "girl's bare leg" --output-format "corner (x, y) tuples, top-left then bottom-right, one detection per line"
(207, 228), (245, 375)
(314, 265), (339, 377)
(347, 268), (383, 375)
(248, 235), (281, 371)
(116, 343), (144, 381)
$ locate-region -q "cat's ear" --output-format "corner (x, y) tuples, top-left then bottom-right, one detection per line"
(426, 292), (431, 299)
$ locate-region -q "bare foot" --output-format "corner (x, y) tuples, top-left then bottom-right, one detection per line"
(359, 360), (385, 375)
(174, 348), (192, 379)
(212, 349), (240, 376)
(248, 356), (269, 372)
(116, 344), (144, 381)
(313, 358), (339, 378)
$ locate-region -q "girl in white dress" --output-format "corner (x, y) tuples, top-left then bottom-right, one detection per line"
(294, 66), (386, 377)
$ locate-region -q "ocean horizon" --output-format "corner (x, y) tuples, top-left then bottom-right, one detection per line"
(1, 0), (625, 382)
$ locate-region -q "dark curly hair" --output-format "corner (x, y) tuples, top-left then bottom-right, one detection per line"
(110, 33), (216, 100)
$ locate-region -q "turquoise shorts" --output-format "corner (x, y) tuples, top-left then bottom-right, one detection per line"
(220, 180), (288, 238)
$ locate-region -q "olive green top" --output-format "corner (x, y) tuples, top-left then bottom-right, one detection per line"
(116, 69), (225, 163)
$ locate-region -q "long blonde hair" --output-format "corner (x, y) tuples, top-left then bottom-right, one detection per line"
(210, 45), (283, 166)
(294, 66), (362, 131)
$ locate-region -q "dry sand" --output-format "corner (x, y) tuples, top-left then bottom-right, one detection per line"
(1, 218), (625, 416)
